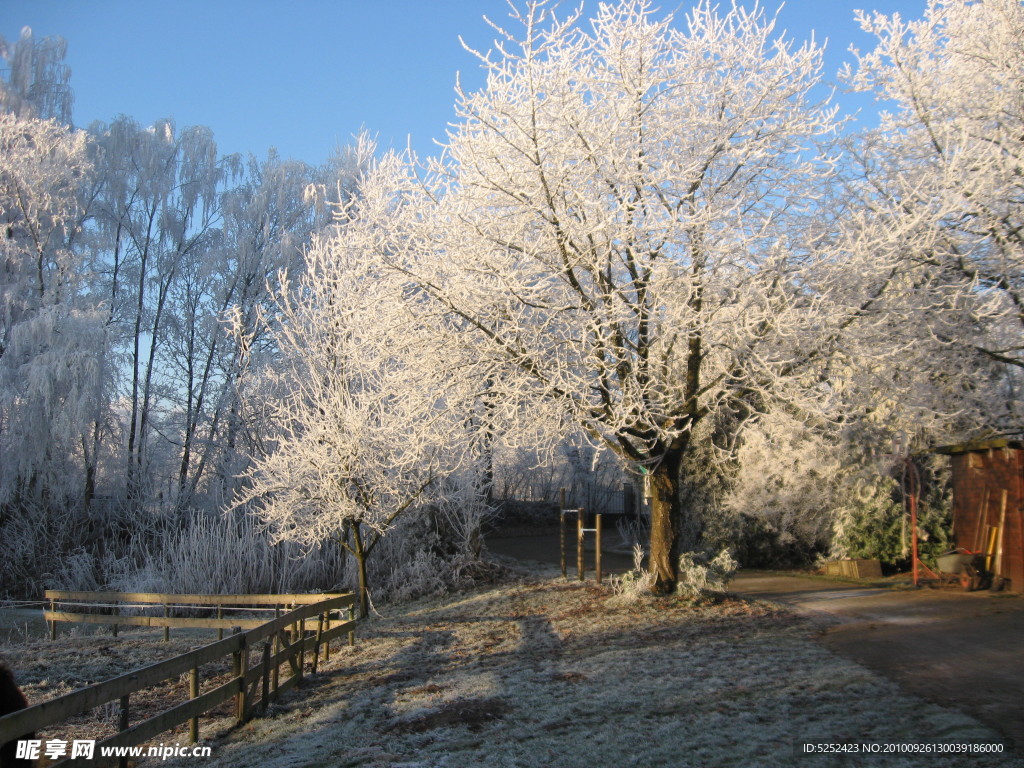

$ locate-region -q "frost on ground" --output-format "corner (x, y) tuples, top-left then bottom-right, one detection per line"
(120, 567), (1017, 768)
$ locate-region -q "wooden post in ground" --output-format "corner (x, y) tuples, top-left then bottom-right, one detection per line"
(233, 628), (247, 724)
(272, 606), (281, 693)
(347, 605), (356, 647)
(324, 611), (332, 663)
(312, 613), (324, 674)
(163, 603), (170, 642)
(994, 490), (1008, 579)
(577, 509), (585, 581)
(49, 597), (56, 640)
(118, 694), (130, 768)
(297, 618), (306, 684)
(112, 603), (119, 638)
(272, 633), (280, 693)
(189, 666), (199, 743)
(595, 514), (603, 585)
(261, 643), (271, 714)
(560, 488), (568, 579)
(560, 510), (568, 579)
(217, 606), (224, 641)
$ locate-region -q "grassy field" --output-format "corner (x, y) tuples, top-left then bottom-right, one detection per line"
(2, 561), (1019, 768)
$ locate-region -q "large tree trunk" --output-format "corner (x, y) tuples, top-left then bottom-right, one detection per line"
(648, 447), (684, 594)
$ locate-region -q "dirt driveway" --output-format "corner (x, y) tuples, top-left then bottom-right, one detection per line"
(733, 572), (1024, 751)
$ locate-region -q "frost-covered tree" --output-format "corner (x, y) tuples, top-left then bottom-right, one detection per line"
(84, 121), (373, 515)
(844, 0), (1024, 429)
(207, 141), (373, 506)
(0, 112), (96, 512)
(237, 196), (471, 616)
(0, 27), (74, 124)
(88, 116), (228, 503)
(341, 0), (847, 590)
(164, 150), (315, 511)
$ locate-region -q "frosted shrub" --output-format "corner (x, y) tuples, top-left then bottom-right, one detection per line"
(0, 501), (95, 595)
(722, 412), (839, 567)
(345, 504), (506, 608)
(49, 549), (102, 592)
(384, 549), (450, 604)
(615, 515), (650, 553)
(433, 477), (498, 559)
(676, 550), (738, 598)
(831, 458), (953, 567)
(608, 544), (656, 605)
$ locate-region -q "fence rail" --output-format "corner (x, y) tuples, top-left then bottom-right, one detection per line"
(42, 590), (350, 641)
(1, 592), (356, 766)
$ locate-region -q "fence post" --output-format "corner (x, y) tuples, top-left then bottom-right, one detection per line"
(296, 618), (305, 684)
(272, 632), (280, 693)
(112, 603), (119, 638)
(261, 642), (271, 714)
(241, 642), (250, 722)
(217, 606), (223, 641)
(347, 605), (356, 647)
(559, 488), (568, 579)
(560, 510), (568, 579)
(49, 597), (56, 641)
(118, 694), (130, 768)
(312, 613), (324, 674)
(595, 514), (603, 584)
(163, 603), (170, 642)
(577, 509), (585, 581)
(189, 666), (199, 743)
(324, 610), (332, 664)
(233, 629), (247, 725)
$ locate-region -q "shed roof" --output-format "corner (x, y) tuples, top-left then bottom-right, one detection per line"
(933, 437), (1024, 455)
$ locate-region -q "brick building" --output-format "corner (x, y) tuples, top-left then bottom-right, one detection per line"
(934, 438), (1024, 591)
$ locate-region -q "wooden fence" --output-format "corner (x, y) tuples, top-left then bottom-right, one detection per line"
(42, 590), (354, 641)
(0, 592), (356, 766)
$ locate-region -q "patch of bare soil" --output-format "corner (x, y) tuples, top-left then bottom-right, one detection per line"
(384, 697), (511, 734)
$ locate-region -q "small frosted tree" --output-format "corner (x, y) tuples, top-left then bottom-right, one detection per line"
(236, 194), (468, 616)
(341, 0), (846, 591)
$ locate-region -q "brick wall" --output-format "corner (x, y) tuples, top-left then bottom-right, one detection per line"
(949, 447), (1024, 591)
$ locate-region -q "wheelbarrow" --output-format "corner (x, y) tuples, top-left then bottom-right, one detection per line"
(935, 550), (989, 591)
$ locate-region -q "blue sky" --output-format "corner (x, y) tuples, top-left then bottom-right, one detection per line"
(2, 0), (927, 166)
